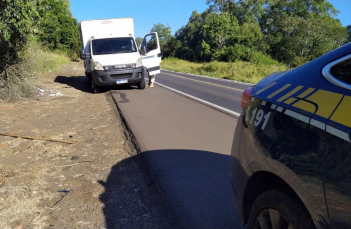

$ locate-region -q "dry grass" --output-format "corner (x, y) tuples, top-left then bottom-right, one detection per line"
(0, 41), (70, 101)
(0, 62), (166, 228)
(0, 63), (37, 101)
(161, 57), (288, 84)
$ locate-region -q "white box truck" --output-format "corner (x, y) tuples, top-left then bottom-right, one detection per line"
(79, 17), (162, 92)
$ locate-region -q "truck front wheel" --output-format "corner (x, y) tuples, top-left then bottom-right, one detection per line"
(85, 72), (92, 85)
(138, 79), (146, 89)
(93, 82), (104, 93)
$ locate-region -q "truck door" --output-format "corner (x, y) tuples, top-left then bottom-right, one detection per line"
(140, 32), (162, 76)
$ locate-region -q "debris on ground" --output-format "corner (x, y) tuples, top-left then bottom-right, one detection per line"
(37, 88), (63, 98)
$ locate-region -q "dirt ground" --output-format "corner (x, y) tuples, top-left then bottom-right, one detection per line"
(0, 62), (169, 228)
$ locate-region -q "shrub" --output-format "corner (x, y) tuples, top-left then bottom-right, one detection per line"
(291, 56), (307, 68)
(201, 61), (221, 72)
(249, 52), (280, 65)
(0, 41), (70, 101)
(161, 58), (287, 84)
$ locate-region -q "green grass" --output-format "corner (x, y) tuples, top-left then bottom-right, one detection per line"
(161, 57), (287, 84)
(26, 41), (71, 74)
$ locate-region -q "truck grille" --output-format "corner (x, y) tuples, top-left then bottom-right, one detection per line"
(110, 73), (132, 79)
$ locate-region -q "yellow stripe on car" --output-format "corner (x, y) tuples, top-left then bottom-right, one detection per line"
(284, 97), (297, 105)
(256, 83), (348, 130)
(293, 100), (317, 113)
(255, 82), (277, 95)
(267, 84), (291, 99)
(330, 95), (351, 128)
(284, 88), (315, 105)
(277, 86), (304, 102)
(304, 90), (343, 119)
(297, 88), (315, 99)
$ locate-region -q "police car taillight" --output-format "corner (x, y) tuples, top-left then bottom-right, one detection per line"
(241, 86), (255, 110)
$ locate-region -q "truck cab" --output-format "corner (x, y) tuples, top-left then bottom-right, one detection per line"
(79, 18), (161, 92)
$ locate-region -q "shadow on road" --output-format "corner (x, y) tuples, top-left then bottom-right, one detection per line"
(99, 149), (244, 229)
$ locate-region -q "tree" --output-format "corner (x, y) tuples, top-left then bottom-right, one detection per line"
(0, 0), (44, 100)
(0, 0), (40, 66)
(200, 12), (239, 61)
(37, 0), (80, 59)
(173, 10), (211, 61)
(347, 25), (351, 43)
(135, 37), (143, 47)
(266, 15), (346, 66)
(205, 0), (347, 65)
(150, 23), (172, 47)
(166, 0), (347, 65)
(150, 23), (173, 58)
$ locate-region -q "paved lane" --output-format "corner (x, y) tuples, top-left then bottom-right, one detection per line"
(156, 70), (252, 114)
(111, 86), (244, 229)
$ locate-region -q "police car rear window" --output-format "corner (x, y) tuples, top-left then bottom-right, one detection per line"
(330, 58), (351, 85)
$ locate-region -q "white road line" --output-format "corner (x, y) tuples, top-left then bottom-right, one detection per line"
(154, 81), (241, 118)
(326, 125), (351, 143)
(162, 72), (244, 91)
(161, 69), (254, 86)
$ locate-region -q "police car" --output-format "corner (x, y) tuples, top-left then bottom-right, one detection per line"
(231, 43), (351, 229)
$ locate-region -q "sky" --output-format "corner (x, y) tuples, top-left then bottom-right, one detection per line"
(70, 0), (351, 39)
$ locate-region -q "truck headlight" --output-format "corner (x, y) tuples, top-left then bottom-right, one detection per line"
(93, 61), (104, 70)
(135, 58), (143, 68)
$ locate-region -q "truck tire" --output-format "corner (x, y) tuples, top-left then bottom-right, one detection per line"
(247, 190), (315, 229)
(138, 79), (146, 89)
(93, 82), (104, 93)
(85, 72), (92, 85)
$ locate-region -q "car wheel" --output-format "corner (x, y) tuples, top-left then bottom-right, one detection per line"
(247, 190), (315, 229)
(138, 79), (146, 89)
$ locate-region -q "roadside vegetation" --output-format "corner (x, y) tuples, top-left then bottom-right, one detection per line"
(0, 41), (70, 101)
(0, 0), (80, 101)
(161, 57), (287, 84)
(1, 1), (350, 99)
(151, 0), (351, 83)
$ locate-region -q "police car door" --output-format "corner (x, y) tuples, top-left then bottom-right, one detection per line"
(140, 32), (162, 76)
(321, 54), (351, 228)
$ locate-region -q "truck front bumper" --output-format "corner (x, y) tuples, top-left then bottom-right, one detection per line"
(91, 66), (146, 86)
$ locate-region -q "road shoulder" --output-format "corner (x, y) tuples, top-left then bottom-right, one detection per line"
(0, 62), (168, 228)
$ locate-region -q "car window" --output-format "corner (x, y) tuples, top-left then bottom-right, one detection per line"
(330, 57), (351, 85)
(144, 34), (157, 52)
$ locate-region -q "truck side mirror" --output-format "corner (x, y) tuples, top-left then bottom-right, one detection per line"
(80, 49), (86, 60)
(158, 51), (163, 58)
(140, 46), (147, 56)
(80, 49), (91, 60)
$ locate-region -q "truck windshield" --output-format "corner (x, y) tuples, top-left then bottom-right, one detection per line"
(92, 37), (137, 55)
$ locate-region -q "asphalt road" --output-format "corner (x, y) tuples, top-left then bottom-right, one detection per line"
(157, 70), (251, 114)
(111, 73), (245, 229)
